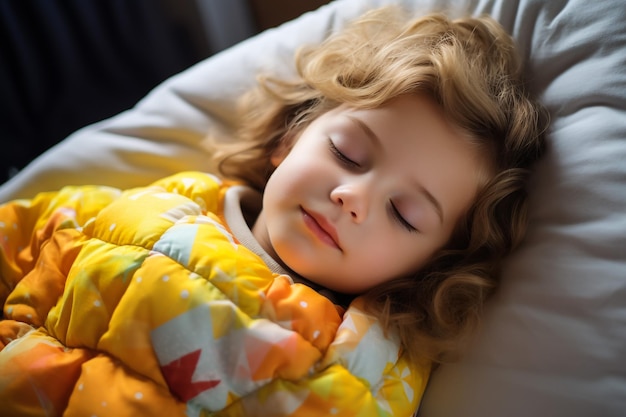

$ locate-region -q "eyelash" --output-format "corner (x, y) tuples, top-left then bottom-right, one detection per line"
(390, 201), (418, 233)
(328, 139), (360, 169)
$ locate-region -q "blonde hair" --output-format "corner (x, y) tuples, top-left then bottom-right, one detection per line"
(205, 7), (548, 365)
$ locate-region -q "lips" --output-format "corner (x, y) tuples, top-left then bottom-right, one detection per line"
(300, 207), (342, 250)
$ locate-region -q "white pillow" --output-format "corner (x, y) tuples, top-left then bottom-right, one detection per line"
(1, 0), (625, 416)
(416, 1), (626, 416)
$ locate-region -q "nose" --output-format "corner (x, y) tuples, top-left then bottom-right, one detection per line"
(330, 183), (368, 222)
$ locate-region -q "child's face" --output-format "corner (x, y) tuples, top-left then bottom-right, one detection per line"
(253, 94), (489, 294)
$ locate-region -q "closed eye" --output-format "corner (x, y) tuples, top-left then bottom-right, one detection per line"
(389, 200), (418, 233)
(329, 139), (360, 169)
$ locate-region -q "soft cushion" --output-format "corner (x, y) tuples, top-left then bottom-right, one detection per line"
(0, 0), (625, 416)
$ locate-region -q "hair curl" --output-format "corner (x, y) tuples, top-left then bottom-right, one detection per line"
(205, 7), (548, 365)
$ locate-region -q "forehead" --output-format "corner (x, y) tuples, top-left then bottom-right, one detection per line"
(336, 96), (472, 151)
(347, 95), (488, 166)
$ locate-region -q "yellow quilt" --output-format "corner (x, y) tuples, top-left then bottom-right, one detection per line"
(0, 172), (427, 416)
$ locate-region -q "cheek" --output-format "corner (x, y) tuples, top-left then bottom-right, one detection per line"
(366, 232), (435, 277)
(274, 155), (332, 192)
(355, 233), (413, 273)
(264, 159), (324, 214)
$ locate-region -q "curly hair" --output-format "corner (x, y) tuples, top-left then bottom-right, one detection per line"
(204, 6), (548, 365)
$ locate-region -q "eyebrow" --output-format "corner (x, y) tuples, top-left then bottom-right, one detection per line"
(417, 184), (444, 225)
(346, 115), (382, 151)
(347, 114), (445, 225)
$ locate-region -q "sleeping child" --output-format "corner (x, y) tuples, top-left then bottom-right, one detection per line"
(0, 6), (546, 417)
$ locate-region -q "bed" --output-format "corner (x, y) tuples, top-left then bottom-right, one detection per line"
(1, 0), (625, 416)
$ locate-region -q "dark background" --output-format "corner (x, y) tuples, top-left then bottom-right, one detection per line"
(0, 0), (329, 184)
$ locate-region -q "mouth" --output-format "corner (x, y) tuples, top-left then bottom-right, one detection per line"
(300, 207), (342, 251)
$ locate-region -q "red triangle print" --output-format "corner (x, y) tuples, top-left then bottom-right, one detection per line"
(161, 349), (220, 402)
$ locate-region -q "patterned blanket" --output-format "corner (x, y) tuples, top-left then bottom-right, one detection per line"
(0, 172), (427, 416)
